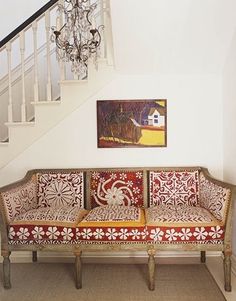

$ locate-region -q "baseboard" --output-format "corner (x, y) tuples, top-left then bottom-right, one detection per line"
(0, 250), (221, 264)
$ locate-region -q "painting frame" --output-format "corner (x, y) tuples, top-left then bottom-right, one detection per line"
(97, 99), (167, 148)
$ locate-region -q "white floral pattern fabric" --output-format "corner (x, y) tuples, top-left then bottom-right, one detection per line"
(1, 177), (38, 222)
(8, 224), (147, 244)
(37, 172), (84, 208)
(9, 225), (76, 242)
(146, 225), (224, 243)
(76, 226), (147, 242)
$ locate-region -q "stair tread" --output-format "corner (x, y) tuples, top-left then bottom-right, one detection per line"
(60, 79), (88, 85)
(31, 100), (61, 105)
(0, 142), (9, 146)
(5, 122), (35, 127)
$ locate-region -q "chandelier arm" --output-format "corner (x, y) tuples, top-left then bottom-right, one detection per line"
(85, 9), (92, 26)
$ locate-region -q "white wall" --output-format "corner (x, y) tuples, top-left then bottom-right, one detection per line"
(222, 29), (236, 256)
(110, 0), (236, 74)
(0, 0), (48, 40)
(0, 73), (223, 187)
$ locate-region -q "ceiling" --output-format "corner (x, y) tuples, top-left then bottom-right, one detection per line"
(110, 0), (236, 74)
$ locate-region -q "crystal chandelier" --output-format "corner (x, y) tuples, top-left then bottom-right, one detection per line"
(51, 0), (104, 78)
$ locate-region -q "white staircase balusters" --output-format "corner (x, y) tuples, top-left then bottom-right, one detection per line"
(103, 0), (114, 66)
(100, 0), (106, 59)
(32, 21), (39, 103)
(45, 10), (52, 101)
(6, 42), (13, 123)
(20, 31), (26, 122)
(59, 58), (66, 81)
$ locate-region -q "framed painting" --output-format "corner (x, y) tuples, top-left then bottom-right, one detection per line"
(97, 99), (167, 148)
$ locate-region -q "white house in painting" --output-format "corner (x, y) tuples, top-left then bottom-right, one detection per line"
(147, 108), (165, 127)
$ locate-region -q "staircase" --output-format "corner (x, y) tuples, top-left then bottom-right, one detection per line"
(0, 0), (115, 169)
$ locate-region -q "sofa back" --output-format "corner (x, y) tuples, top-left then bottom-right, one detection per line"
(35, 168), (201, 210)
(87, 169), (146, 208)
(148, 168), (200, 207)
(36, 171), (85, 208)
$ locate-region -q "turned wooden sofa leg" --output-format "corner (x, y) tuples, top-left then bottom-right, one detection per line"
(223, 252), (232, 292)
(2, 251), (11, 289)
(75, 251), (82, 289)
(200, 251), (206, 263)
(148, 248), (156, 291)
(32, 251), (37, 262)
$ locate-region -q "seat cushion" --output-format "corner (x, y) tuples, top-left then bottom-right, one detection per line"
(8, 206), (88, 244)
(79, 205), (145, 226)
(145, 205), (224, 244)
(77, 205), (146, 243)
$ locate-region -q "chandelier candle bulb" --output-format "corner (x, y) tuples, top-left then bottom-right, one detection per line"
(56, 17), (60, 31)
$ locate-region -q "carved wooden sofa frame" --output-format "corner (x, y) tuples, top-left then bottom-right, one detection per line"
(0, 167), (234, 292)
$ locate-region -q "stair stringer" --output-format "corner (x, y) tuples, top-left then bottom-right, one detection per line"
(0, 62), (116, 169)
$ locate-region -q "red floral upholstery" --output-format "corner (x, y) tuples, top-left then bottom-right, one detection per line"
(8, 225), (78, 245)
(76, 226), (146, 243)
(149, 170), (199, 207)
(89, 170), (144, 208)
(37, 172), (84, 208)
(8, 206), (88, 244)
(145, 206), (224, 243)
(1, 168), (230, 247)
(77, 205), (146, 243)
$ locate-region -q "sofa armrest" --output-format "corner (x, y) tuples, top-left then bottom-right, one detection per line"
(0, 171), (38, 226)
(199, 169), (234, 225)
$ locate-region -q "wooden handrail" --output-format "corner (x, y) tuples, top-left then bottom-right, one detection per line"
(0, 0), (58, 49)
